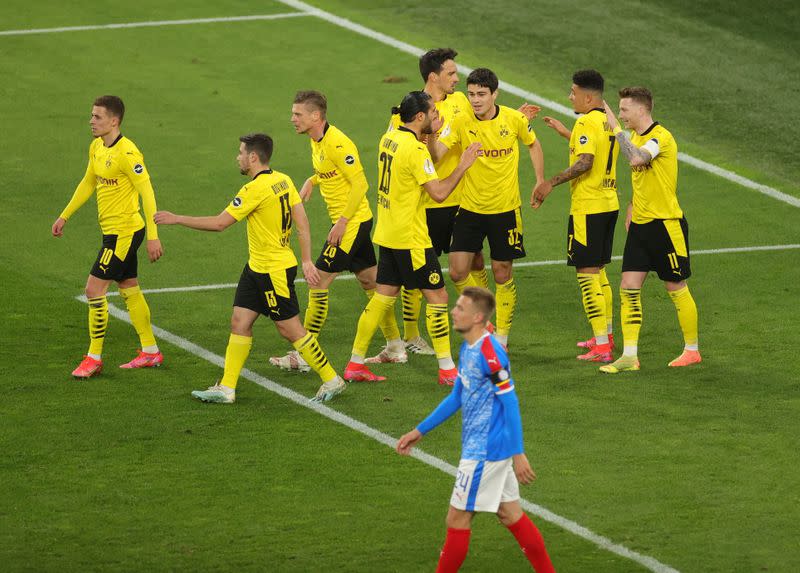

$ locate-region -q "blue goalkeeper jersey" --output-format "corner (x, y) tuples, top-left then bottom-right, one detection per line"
(417, 332), (524, 461)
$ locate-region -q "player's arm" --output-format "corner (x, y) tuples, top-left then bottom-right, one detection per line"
(426, 134), (449, 163)
(604, 101), (653, 167)
(542, 116), (571, 139)
(531, 153), (593, 208)
(299, 175), (317, 202)
(153, 209), (237, 231)
(423, 142), (482, 203)
(134, 178), (163, 262)
(328, 146), (369, 246)
(396, 377), (463, 455)
(53, 161), (95, 237)
(291, 201), (320, 287)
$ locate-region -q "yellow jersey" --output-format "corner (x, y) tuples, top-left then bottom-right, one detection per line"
(629, 123), (683, 223)
(372, 126), (438, 250)
(225, 169), (301, 274)
(568, 108), (619, 215)
(60, 135), (158, 239)
(389, 91), (471, 208)
(309, 123), (372, 224)
(439, 104), (536, 214)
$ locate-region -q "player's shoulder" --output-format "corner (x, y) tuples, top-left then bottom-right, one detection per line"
(479, 334), (509, 371)
(117, 136), (142, 155)
(498, 104), (525, 121)
(452, 90), (470, 107)
(649, 122), (674, 142)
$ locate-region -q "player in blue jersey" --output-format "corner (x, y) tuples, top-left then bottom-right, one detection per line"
(396, 287), (555, 572)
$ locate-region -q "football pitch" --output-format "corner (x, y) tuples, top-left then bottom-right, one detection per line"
(2, 1), (799, 572)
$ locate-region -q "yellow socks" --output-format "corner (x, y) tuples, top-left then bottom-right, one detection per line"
(304, 289), (329, 336)
(495, 278), (516, 345)
(293, 332), (338, 383)
(668, 286), (699, 350)
(366, 288), (401, 343)
(119, 285), (157, 352)
(220, 333), (253, 389)
(426, 303), (455, 369)
(87, 295), (108, 358)
(400, 287), (423, 340)
(470, 268), (490, 289)
(599, 268), (613, 335)
(620, 288), (642, 357)
(352, 293), (396, 360)
(453, 274), (477, 294)
(577, 273), (608, 344)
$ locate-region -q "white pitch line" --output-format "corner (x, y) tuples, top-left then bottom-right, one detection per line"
(93, 300), (678, 573)
(276, 0), (800, 209)
(87, 243), (800, 298)
(0, 12), (309, 36)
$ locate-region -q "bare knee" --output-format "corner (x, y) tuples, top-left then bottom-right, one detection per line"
(496, 501), (524, 527)
(446, 506), (474, 529)
(491, 261), (513, 284)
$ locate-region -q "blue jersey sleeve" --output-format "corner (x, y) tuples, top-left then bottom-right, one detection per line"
(495, 388), (524, 455)
(416, 377), (463, 435)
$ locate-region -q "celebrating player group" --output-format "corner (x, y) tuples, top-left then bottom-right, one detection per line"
(52, 47), (702, 572)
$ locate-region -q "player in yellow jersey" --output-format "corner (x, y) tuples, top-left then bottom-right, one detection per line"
(533, 70), (619, 363)
(154, 134), (346, 403)
(52, 96), (164, 379)
(268, 90), (404, 371)
(344, 92), (481, 385)
(599, 87), (701, 373)
(428, 68), (545, 348)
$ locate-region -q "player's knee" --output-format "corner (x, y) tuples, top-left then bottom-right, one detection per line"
(449, 267), (468, 283)
(496, 502), (523, 526)
(491, 263), (512, 284)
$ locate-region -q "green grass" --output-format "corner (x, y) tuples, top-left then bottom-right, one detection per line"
(1, 1), (800, 572)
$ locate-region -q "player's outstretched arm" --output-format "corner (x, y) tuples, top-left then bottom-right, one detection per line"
(542, 116), (571, 139)
(518, 103), (542, 121)
(603, 101), (652, 167)
(424, 142), (482, 203)
(291, 202), (320, 288)
(427, 134), (449, 164)
(531, 153), (594, 209)
(154, 210), (236, 232)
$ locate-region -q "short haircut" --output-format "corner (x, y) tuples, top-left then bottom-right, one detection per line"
(93, 95), (125, 124)
(466, 68), (498, 93)
(391, 91), (432, 123)
(619, 86), (653, 112)
(461, 287), (496, 323)
(572, 69), (605, 93)
(239, 133), (273, 163)
(419, 48), (458, 82)
(294, 90), (327, 119)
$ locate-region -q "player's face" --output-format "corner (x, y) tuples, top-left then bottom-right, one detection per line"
(467, 84), (497, 117)
(291, 103), (317, 134)
(237, 142), (252, 175)
(435, 59), (459, 94)
(569, 84), (597, 114)
(90, 106), (117, 137)
(420, 105), (440, 135)
(451, 296), (482, 334)
(618, 98), (643, 129)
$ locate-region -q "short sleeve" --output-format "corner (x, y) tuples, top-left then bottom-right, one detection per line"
(409, 146), (439, 186)
(573, 118), (598, 156)
(438, 113), (464, 150)
(516, 110), (536, 146)
(287, 178), (302, 207)
(642, 138), (661, 161)
(225, 183), (261, 221)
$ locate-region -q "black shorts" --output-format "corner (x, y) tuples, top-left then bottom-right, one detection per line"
(376, 246), (445, 290)
(622, 218), (692, 282)
(450, 207), (525, 261)
(426, 205), (459, 256)
(89, 226), (145, 281)
(567, 210), (618, 268)
(315, 219), (377, 274)
(233, 264), (300, 321)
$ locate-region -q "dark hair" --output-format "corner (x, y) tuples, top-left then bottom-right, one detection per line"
(619, 86), (653, 112)
(419, 48), (458, 82)
(391, 91), (432, 123)
(294, 90), (327, 119)
(466, 68), (498, 93)
(461, 287), (496, 323)
(572, 69), (604, 93)
(239, 133), (273, 163)
(93, 95), (125, 124)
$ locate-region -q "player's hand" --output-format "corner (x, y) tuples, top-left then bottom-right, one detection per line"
(603, 100), (619, 131)
(299, 178), (314, 202)
(430, 115), (444, 135)
(146, 239), (163, 262)
(512, 454), (537, 485)
(52, 217), (66, 237)
(518, 103), (542, 121)
(154, 211), (178, 225)
(543, 116), (570, 139)
(396, 429), (423, 455)
(459, 142), (482, 170)
(531, 180), (552, 209)
(302, 260), (320, 288)
(327, 218), (347, 247)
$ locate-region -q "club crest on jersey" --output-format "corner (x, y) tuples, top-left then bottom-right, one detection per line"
(499, 125), (509, 137)
(423, 158), (435, 175)
(232, 197), (242, 207)
(105, 156), (113, 168)
(429, 271), (441, 285)
(345, 155), (355, 165)
(133, 163), (144, 174)
(579, 135), (588, 145)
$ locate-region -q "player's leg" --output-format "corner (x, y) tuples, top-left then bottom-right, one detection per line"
(485, 209), (526, 347)
(491, 260), (515, 347)
(598, 266), (614, 346)
(73, 273), (113, 378)
(600, 270), (646, 374)
(346, 282), (398, 382)
(437, 506), (475, 573)
(470, 251), (490, 289)
(412, 247), (454, 384)
(360, 265), (407, 364)
(449, 208), (484, 292)
(497, 501), (555, 572)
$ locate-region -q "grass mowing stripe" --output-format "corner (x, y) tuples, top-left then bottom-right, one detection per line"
(277, 0), (799, 208)
(93, 299), (680, 573)
(84, 243), (800, 298)
(0, 12), (309, 36)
